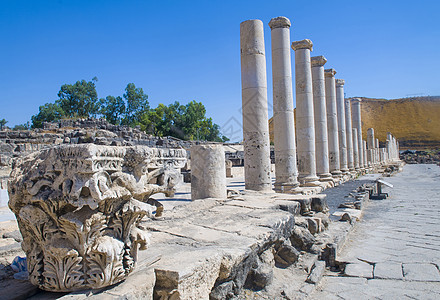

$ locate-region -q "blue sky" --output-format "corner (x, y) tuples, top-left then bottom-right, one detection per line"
(1, 0), (439, 141)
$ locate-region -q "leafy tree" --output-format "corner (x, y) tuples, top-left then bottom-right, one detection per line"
(31, 103), (65, 128)
(13, 122), (30, 130)
(56, 79), (99, 118)
(99, 95), (126, 125)
(122, 83), (149, 126)
(0, 119), (7, 130)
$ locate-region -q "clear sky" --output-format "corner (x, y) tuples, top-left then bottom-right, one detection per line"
(1, 0), (439, 141)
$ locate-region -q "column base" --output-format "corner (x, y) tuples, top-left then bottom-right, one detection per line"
(274, 182), (301, 194)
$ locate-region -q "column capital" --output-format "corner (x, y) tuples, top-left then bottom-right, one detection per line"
(335, 79), (345, 87)
(269, 16), (291, 29)
(351, 97), (362, 103)
(311, 55), (327, 67)
(324, 68), (337, 77)
(291, 39), (313, 51)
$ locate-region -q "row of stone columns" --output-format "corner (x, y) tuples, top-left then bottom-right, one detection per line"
(240, 17), (399, 193)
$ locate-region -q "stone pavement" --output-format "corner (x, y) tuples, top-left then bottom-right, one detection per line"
(309, 164), (440, 299)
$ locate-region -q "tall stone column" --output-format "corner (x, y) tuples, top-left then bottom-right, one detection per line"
(269, 16), (299, 192)
(324, 69), (341, 177)
(345, 98), (354, 172)
(335, 79), (348, 174)
(375, 138), (380, 165)
(240, 19), (272, 191)
(351, 98), (364, 170)
(367, 128), (375, 166)
(291, 39), (320, 186)
(352, 128), (360, 171)
(311, 56), (332, 182)
(363, 140), (368, 168)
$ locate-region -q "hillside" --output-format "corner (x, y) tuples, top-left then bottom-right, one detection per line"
(269, 96), (440, 149)
(358, 96), (440, 149)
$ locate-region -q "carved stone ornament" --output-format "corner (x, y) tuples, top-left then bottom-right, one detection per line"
(268, 16), (291, 29)
(311, 55), (327, 67)
(324, 68), (337, 77)
(8, 144), (186, 291)
(335, 78), (345, 87)
(291, 39), (313, 51)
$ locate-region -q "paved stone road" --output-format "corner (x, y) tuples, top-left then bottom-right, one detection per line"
(309, 164), (440, 299)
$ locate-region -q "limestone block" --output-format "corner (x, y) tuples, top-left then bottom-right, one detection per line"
(7, 144), (186, 292)
(191, 144), (227, 200)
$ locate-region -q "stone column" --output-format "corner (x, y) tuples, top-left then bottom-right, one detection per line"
(345, 98), (354, 172)
(291, 39), (320, 186)
(269, 16), (299, 192)
(324, 69), (341, 177)
(351, 98), (364, 170)
(352, 128), (360, 171)
(367, 128), (375, 166)
(240, 19), (272, 191)
(335, 79), (348, 174)
(191, 144), (227, 200)
(311, 56), (332, 182)
(363, 140), (368, 168)
(375, 138), (380, 165)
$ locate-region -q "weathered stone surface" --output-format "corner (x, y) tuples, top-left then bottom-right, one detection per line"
(7, 144), (186, 292)
(374, 262), (403, 280)
(344, 262), (373, 278)
(306, 260), (326, 284)
(240, 19), (272, 191)
(274, 241), (300, 268)
(290, 226), (316, 251)
(191, 144), (227, 200)
(403, 263), (440, 282)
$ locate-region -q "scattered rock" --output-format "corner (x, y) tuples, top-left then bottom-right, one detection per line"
(274, 241), (300, 268)
(290, 226), (316, 251)
(306, 260), (326, 284)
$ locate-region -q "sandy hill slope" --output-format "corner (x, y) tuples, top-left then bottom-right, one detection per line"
(269, 96), (440, 149)
(358, 96), (440, 149)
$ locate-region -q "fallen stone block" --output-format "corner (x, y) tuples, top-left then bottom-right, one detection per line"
(306, 260), (326, 284)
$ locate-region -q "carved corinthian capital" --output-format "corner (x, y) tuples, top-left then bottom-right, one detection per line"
(324, 68), (337, 77)
(335, 79), (345, 87)
(311, 55), (327, 67)
(291, 39), (313, 51)
(269, 16), (291, 29)
(8, 144), (186, 292)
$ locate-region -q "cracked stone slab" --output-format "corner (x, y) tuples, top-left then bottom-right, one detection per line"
(374, 262), (403, 280)
(403, 263), (440, 282)
(344, 262), (373, 278)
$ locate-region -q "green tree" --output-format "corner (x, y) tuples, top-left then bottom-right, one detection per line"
(56, 79), (99, 118)
(13, 122), (30, 131)
(31, 103), (65, 128)
(122, 83), (149, 126)
(0, 119), (7, 130)
(99, 95), (126, 125)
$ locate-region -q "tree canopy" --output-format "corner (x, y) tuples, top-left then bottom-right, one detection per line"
(56, 79), (99, 118)
(29, 79), (228, 142)
(0, 119), (7, 130)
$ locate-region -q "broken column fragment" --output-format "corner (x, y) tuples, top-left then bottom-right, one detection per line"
(191, 144), (227, 200)
(240, 19), (272, 191)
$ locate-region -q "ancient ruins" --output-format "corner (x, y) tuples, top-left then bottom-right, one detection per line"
(0, 15), (407, 299)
